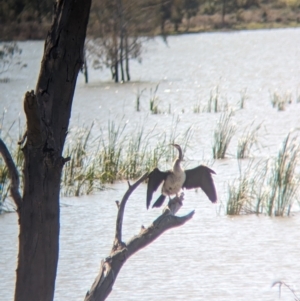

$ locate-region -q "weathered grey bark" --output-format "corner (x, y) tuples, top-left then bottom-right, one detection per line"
(7, 1), (92, 301)
(84, 173), (194, 301)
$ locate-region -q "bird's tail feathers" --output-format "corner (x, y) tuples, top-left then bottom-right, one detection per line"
(152, 195), (166, 208)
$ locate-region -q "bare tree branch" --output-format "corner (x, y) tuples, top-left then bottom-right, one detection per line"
(113, 172), (149, 250)
(85, 180), (194, 301)
(0, 138), (22, 211)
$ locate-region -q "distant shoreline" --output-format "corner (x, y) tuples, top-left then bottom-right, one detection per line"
(1, 5), (300, 41)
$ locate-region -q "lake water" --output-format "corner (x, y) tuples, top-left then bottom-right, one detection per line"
(1, 28), (300, 301)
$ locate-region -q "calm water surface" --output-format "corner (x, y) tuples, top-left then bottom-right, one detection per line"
(1, 28), (300, 300)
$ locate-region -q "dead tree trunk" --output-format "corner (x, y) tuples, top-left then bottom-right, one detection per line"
(0, 1), (91, 301)
(222, 0), (226, 26)
(84, 173), (194, 301)
(118, 0), (125, 82)
(83, 50), (89, 84)
(125, 34), (130, 82)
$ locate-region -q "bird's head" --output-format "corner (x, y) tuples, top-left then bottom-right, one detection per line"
(171, 143), (183, 160)
(171, 143), (181, 150)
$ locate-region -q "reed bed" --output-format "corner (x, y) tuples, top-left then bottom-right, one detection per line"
(1, 108), (299, 218)
(226, 132), (300, 216)
(0, 113), (194, 204)
(207, 85), (220, 113)
(266, 132), (300, 216)
(193, 86), (230, 114)
(61, 117), (193, 196)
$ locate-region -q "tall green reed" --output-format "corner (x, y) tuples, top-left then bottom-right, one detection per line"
(266, 132), (300, 216)
(149, 84), (160, 114)
(226, 132), (300, 216)
(61, 117), (193, 197)
(62, 123), (100, 196)
(237, 121), (262, 159)
(226, 160), (257, 215)
(212, 109), (236, 159)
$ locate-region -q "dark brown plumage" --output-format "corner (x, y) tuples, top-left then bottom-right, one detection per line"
(146, 144), (217, 209)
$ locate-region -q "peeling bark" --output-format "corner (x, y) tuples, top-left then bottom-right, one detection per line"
(85, 175), (194, 301)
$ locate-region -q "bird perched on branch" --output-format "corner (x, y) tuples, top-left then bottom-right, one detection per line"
(146, 143), (217, 209)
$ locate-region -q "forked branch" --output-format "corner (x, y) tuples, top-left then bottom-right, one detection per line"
(85, 178), (194, 301)
(0, 138), (22, 211)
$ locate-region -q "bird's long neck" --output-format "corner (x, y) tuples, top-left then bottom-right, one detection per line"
(173, 147), (184, 173)
(177, 147), (183, 161)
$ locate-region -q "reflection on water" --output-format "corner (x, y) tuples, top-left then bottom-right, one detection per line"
(1, 28), (300, 300)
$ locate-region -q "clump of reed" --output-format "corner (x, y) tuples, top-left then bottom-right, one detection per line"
(207, 85), (220, 113)
(193, 100), (201, 113)
(270, 91), (292, 111)
(226, 132), (300, 216)
(134, 84), (163, 114)
(212, 109), (236, 159)
(61, 117), (193, 197)
(0, 114), (194, 202)
(266, 132), (300, 216)
(226, 161), (256, 215)
(237, 121), (262, 159)
(193, 85), (248, 114)
(62, 122), (102, 196)
(97, 120), (127, 183)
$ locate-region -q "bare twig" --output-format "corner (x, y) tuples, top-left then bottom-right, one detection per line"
(85, 183), (194, 301)
(0, 138), (22, 211)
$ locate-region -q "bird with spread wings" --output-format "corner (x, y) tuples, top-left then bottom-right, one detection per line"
(146, 144), (217, 209)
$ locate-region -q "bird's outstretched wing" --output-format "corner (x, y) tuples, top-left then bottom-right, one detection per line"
(183, 165), (217, 203)
(147, 168), (169, 209)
